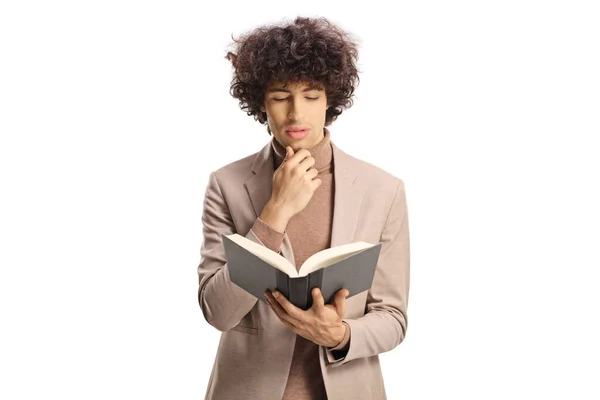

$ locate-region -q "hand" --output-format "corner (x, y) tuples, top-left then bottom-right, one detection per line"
(264, 287), (349, 347)
(269, 146), (322, 220)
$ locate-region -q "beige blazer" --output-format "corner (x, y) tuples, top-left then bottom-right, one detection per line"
(198, 138), (410, 400)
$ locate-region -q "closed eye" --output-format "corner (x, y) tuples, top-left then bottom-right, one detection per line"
(273, 97), (320, 101)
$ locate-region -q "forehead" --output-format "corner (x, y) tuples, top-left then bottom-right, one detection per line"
(265, 80), (324, 93)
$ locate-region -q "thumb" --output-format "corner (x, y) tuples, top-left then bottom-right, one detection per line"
(278, 146), (293, 171)
(286, 146), (294, 159)
(334, 289), (349, 316)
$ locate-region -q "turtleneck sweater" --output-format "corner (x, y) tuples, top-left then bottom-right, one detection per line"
(249, 127), (351, 399)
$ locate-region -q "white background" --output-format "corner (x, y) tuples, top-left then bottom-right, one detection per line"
(1, 1), (599, 399)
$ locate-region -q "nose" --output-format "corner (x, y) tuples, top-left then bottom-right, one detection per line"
(287, 98), (304, 121)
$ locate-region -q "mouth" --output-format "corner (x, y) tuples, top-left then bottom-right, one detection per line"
(286, 126), (310, 139)
(286, 129), (309, 139)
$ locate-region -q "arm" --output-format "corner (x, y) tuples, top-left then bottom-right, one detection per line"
(197, 171), (287, 332)
(325, 178), (410, 366)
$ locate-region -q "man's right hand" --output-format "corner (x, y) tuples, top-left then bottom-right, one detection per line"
(260, 146), (322, 232)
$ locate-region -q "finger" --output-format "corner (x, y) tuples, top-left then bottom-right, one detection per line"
(277, 146), (293, 171)
(333, 288), (349, 317)
(265, 295), (285, 321)
(266, 292), (301, 328)
(312, 178), (322, 191)
(310, 288), (325, 313)
(307, 168), (319, 179)
(284, 146), (293, 164)
(272, 291), (306, 322)
(285, 149), (311, 168)
(298, 155), (316, 171)
(279, 317), (296, 331)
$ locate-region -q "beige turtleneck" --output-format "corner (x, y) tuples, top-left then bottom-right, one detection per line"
(249, 127), (350, 399)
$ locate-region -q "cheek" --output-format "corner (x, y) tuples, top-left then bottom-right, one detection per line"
(266, 107), (287, 122)
(309, 108), (328, 123)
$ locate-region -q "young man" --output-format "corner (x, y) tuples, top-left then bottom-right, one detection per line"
(197, 17), (410, 400)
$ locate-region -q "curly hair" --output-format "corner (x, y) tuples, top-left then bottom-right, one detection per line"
(225, 16), (360, 134)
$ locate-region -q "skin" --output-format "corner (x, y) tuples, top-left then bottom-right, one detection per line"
(260, 80), (329, 152)
(259, 80), (349, 349)
(259, 79), (330, 226)
(264, 288), (349, 348)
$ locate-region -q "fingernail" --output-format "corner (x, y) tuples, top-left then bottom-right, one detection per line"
(273, 291), (279, 298)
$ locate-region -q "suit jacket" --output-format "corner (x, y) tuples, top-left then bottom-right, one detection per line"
(198, 138), (410, 400)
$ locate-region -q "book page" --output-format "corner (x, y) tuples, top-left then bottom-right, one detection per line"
(297, 241), (376, 277)
(225, 234), (298, 277)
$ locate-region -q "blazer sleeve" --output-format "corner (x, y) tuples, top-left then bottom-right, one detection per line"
(325, 178), (410, 366)
(197, 171), (282, 332)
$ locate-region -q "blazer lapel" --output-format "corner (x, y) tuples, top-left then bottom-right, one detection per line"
(244, 139), (365, 266)
(245, 141), (273, 224)
(330, 142), (365, 248)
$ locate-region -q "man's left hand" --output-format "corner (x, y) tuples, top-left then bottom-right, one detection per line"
(264, 287), (349, 347)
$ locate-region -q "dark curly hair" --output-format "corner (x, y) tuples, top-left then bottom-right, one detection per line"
(225, 16), (360, 135)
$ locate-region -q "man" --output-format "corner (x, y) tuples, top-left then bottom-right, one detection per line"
(198, 16), (410, 400)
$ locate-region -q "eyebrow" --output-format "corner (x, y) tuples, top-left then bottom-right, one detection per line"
(266, 85), (324, 94)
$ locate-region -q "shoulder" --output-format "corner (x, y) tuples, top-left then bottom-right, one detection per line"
(338, 146), (405, 194)
(337, 148), (407, 233)
(210, 150), (260, 188)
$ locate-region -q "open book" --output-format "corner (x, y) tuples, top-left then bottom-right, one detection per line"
(222, 233), (382, 310)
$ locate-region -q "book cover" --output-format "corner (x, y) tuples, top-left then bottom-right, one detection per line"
(222, 233), (382, 310)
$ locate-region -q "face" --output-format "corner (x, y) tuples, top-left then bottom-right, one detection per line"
(261, 80), (329, 152)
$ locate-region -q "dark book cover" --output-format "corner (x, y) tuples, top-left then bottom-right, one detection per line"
(222, 233), (382, 310)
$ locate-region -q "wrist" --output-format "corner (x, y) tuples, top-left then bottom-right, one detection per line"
(330, 323), (347, 347)
(260, 200), (292, 233)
